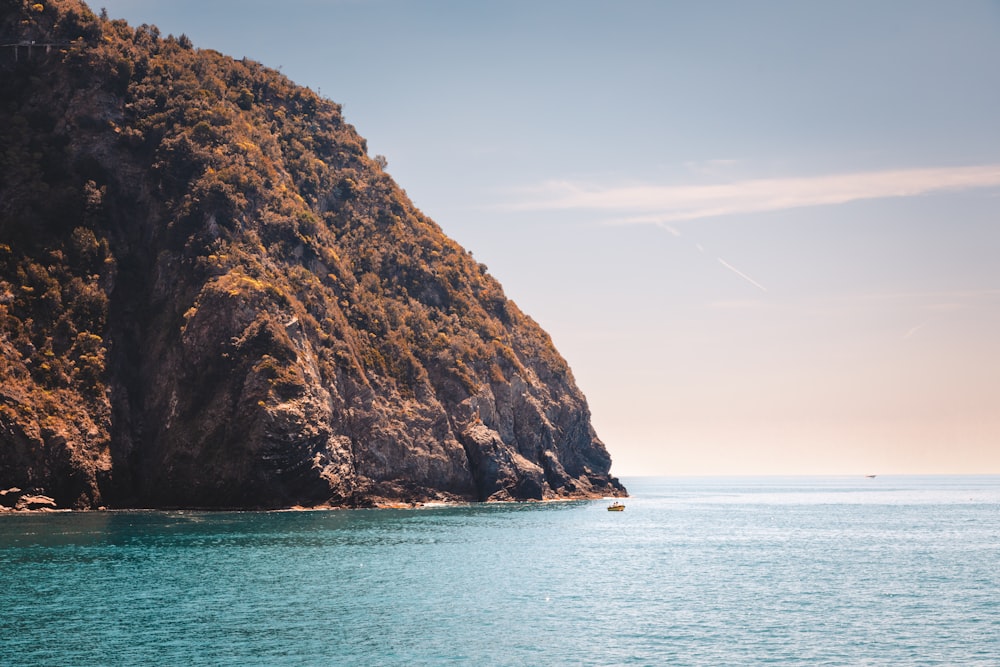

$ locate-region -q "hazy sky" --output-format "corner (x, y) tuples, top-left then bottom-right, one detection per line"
(96, 0), (1000, 476)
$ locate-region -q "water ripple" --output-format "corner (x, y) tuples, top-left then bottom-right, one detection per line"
(2, 476), (998, 666)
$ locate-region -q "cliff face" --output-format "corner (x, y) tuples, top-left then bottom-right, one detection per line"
(0, 0), (625, 509)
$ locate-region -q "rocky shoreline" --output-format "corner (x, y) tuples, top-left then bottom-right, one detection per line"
(0, 485), (618, 513)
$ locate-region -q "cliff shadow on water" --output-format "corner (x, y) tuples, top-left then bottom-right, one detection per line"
(0, 0), (625, 510)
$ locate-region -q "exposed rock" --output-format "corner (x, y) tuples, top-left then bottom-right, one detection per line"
(0, 487), (59, 511)
(0, 487), (23, 508)
(15, 494), (58, 511)
(0, 0), (626, 509)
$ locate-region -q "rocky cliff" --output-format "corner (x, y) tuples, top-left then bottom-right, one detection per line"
(0, 0), (625, 509)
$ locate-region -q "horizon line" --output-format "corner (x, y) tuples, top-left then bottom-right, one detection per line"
(612, 472), (1000, 478)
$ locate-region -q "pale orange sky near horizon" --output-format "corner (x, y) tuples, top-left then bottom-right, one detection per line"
(97, 0), (1000, 476)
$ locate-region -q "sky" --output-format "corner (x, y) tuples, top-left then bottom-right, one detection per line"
(95, 0), (1000, 476)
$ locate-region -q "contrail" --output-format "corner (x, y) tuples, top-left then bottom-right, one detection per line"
(903, 320), (930, 339)
(717, 258), (767, 292)
(652, 221), (768, 291)
(656, 221), (682, 237)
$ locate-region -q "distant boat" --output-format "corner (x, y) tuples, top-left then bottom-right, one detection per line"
(865, 474), (877, 479)
(607, 501), (625, 512)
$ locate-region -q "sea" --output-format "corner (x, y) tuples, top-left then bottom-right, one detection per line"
(1, 475), (998, 666)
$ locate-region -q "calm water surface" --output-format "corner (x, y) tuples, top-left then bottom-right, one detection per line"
(1, 476), (998, 666)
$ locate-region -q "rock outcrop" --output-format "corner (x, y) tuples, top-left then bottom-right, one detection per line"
(0, 487), (59, 511)
(0, 0), (625, 509)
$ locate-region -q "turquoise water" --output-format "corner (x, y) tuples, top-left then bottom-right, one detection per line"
(1, 476), (998, 666)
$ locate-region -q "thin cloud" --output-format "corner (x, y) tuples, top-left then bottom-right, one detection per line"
(847, 288), (1000, 306)
(510, 165), (1000, 222)
(682, 158), (741, 177)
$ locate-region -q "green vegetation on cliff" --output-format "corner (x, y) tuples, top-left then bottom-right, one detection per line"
(0, 0), (624, 509)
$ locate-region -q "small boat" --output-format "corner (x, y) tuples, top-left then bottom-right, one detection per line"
(607, 501), (625, 512)
(865, 474), (877, 479)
